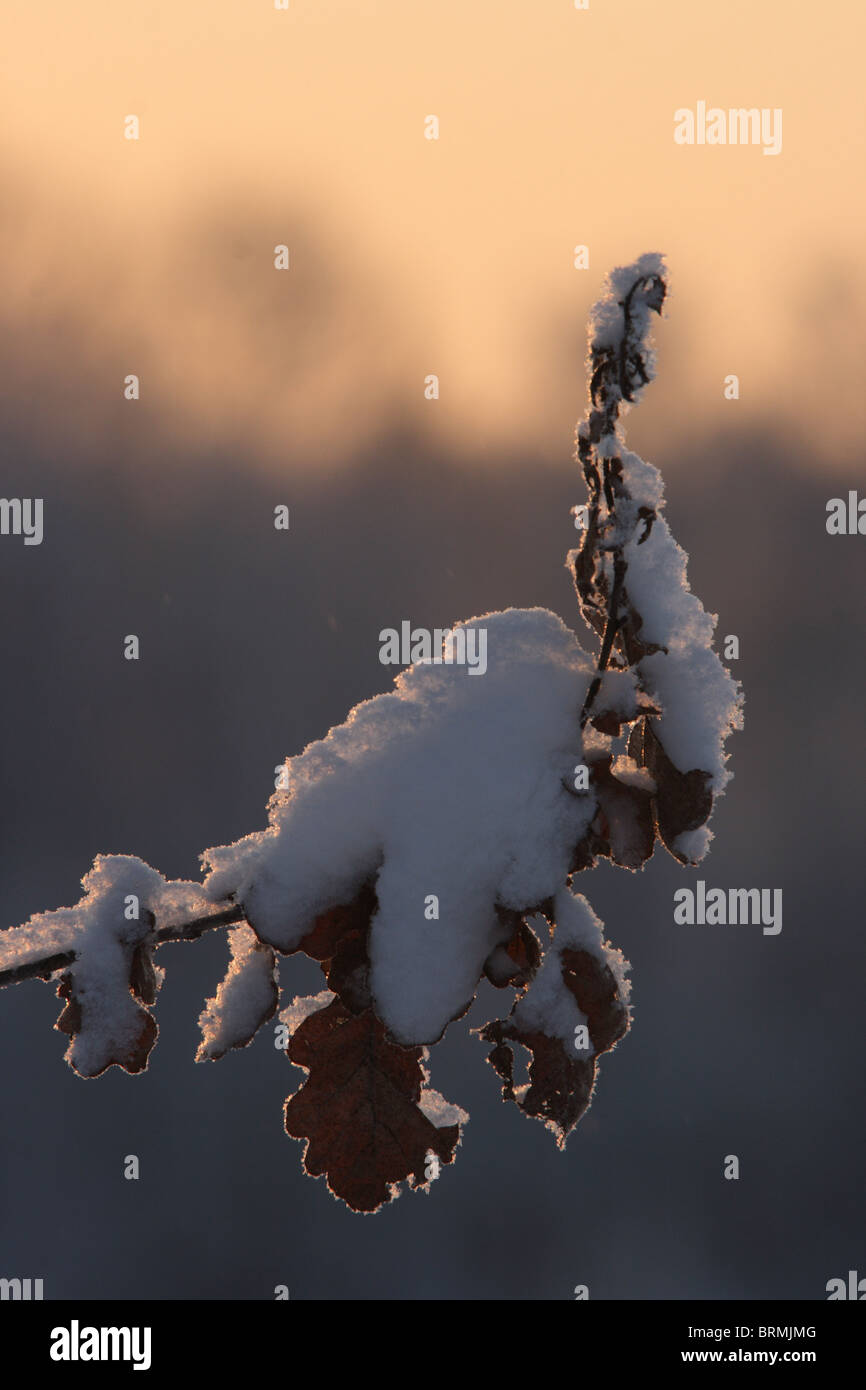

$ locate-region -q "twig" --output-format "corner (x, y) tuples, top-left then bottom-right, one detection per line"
(575, 268), (666, 729)
(0, 901), (245, 990)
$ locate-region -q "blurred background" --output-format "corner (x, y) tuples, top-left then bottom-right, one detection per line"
(0, 0), (863, 1299)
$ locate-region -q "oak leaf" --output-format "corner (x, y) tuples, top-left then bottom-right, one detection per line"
(284, 998), (462, 1213)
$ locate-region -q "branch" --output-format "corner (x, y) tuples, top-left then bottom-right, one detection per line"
(576, 263), (667, 729)
(569, 254), (743, 866)
(0, 901), (245, 990)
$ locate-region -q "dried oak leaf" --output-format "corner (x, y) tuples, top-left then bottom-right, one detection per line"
(284, 998), (461, 1213)
(478, 943), (629, 1146)
(484, 913), (543, 988)
(629, 716), (712, 861)
(130, 942), (159, 1005)
(292, 884), (377, 964)
(589, 754), (655, 870)
(480, 1018), (596, 1145)
(560, 946), (630, 1055)
(289, 884), (376, 1013)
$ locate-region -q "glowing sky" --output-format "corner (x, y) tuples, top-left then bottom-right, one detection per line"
(1, 1), (862, 470)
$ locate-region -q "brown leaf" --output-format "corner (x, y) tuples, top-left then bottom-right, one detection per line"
(590, 708), (625, 736)
(478, 1017), (596, 1147)
(323, 929), (371, 1013)
(569, 754), (655, 871)
(288, 883), (377, 1014)
(55, 973), (81, 1036)
(560, 947), (630, 1055)
(570, 825), (601, 874)
(484, 915), (543, 988)
(293, 883), (377, 963)
(631, 717), (713, 861)
(587, 678), (660, 737)
(478, 940), (629, 1146)
(592, 756), (655, 869)
(284, 999), (461, 1213)
(130, 943), (159, 1005)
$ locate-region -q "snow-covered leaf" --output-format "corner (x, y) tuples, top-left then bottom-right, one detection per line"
(196, 925), (279, 1061)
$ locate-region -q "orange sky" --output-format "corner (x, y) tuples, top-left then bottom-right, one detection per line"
(1, 0), (863, 472)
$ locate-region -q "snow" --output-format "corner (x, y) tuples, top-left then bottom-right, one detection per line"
(417, 1087), (469, 1128)
(610, 754), (656, 793)
(672, 825), (714, 861)
(619, 453), (743, 788)
(150, 879), (218, 930)
(196, 924), (277, 1060)
(616, 448), (666, 512)
(0, 863), (214, 974)
(583, 251), (667, 431)
(510, 890), (630, 1048)
(0, 914), (80, 973)
(595, 668), (641, 718)
(0, 253), (740, 1103)
(622, 513), (713, 650)
(0, 857), (224, 1073)
(571, 259), (744, 801)
(44, 856), (165, 1076)
(203, 608), (599, 1045)
(278, 989), (335, 1033)
(483, 942), (523, 984)
(589, 252), (666, 359)
(570, 489), (743, 795)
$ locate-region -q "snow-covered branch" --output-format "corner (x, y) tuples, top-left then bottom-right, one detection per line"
(0, 254), (742, 1210)
(0, 900), (244, 989)
(570, 253), (743, 865)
